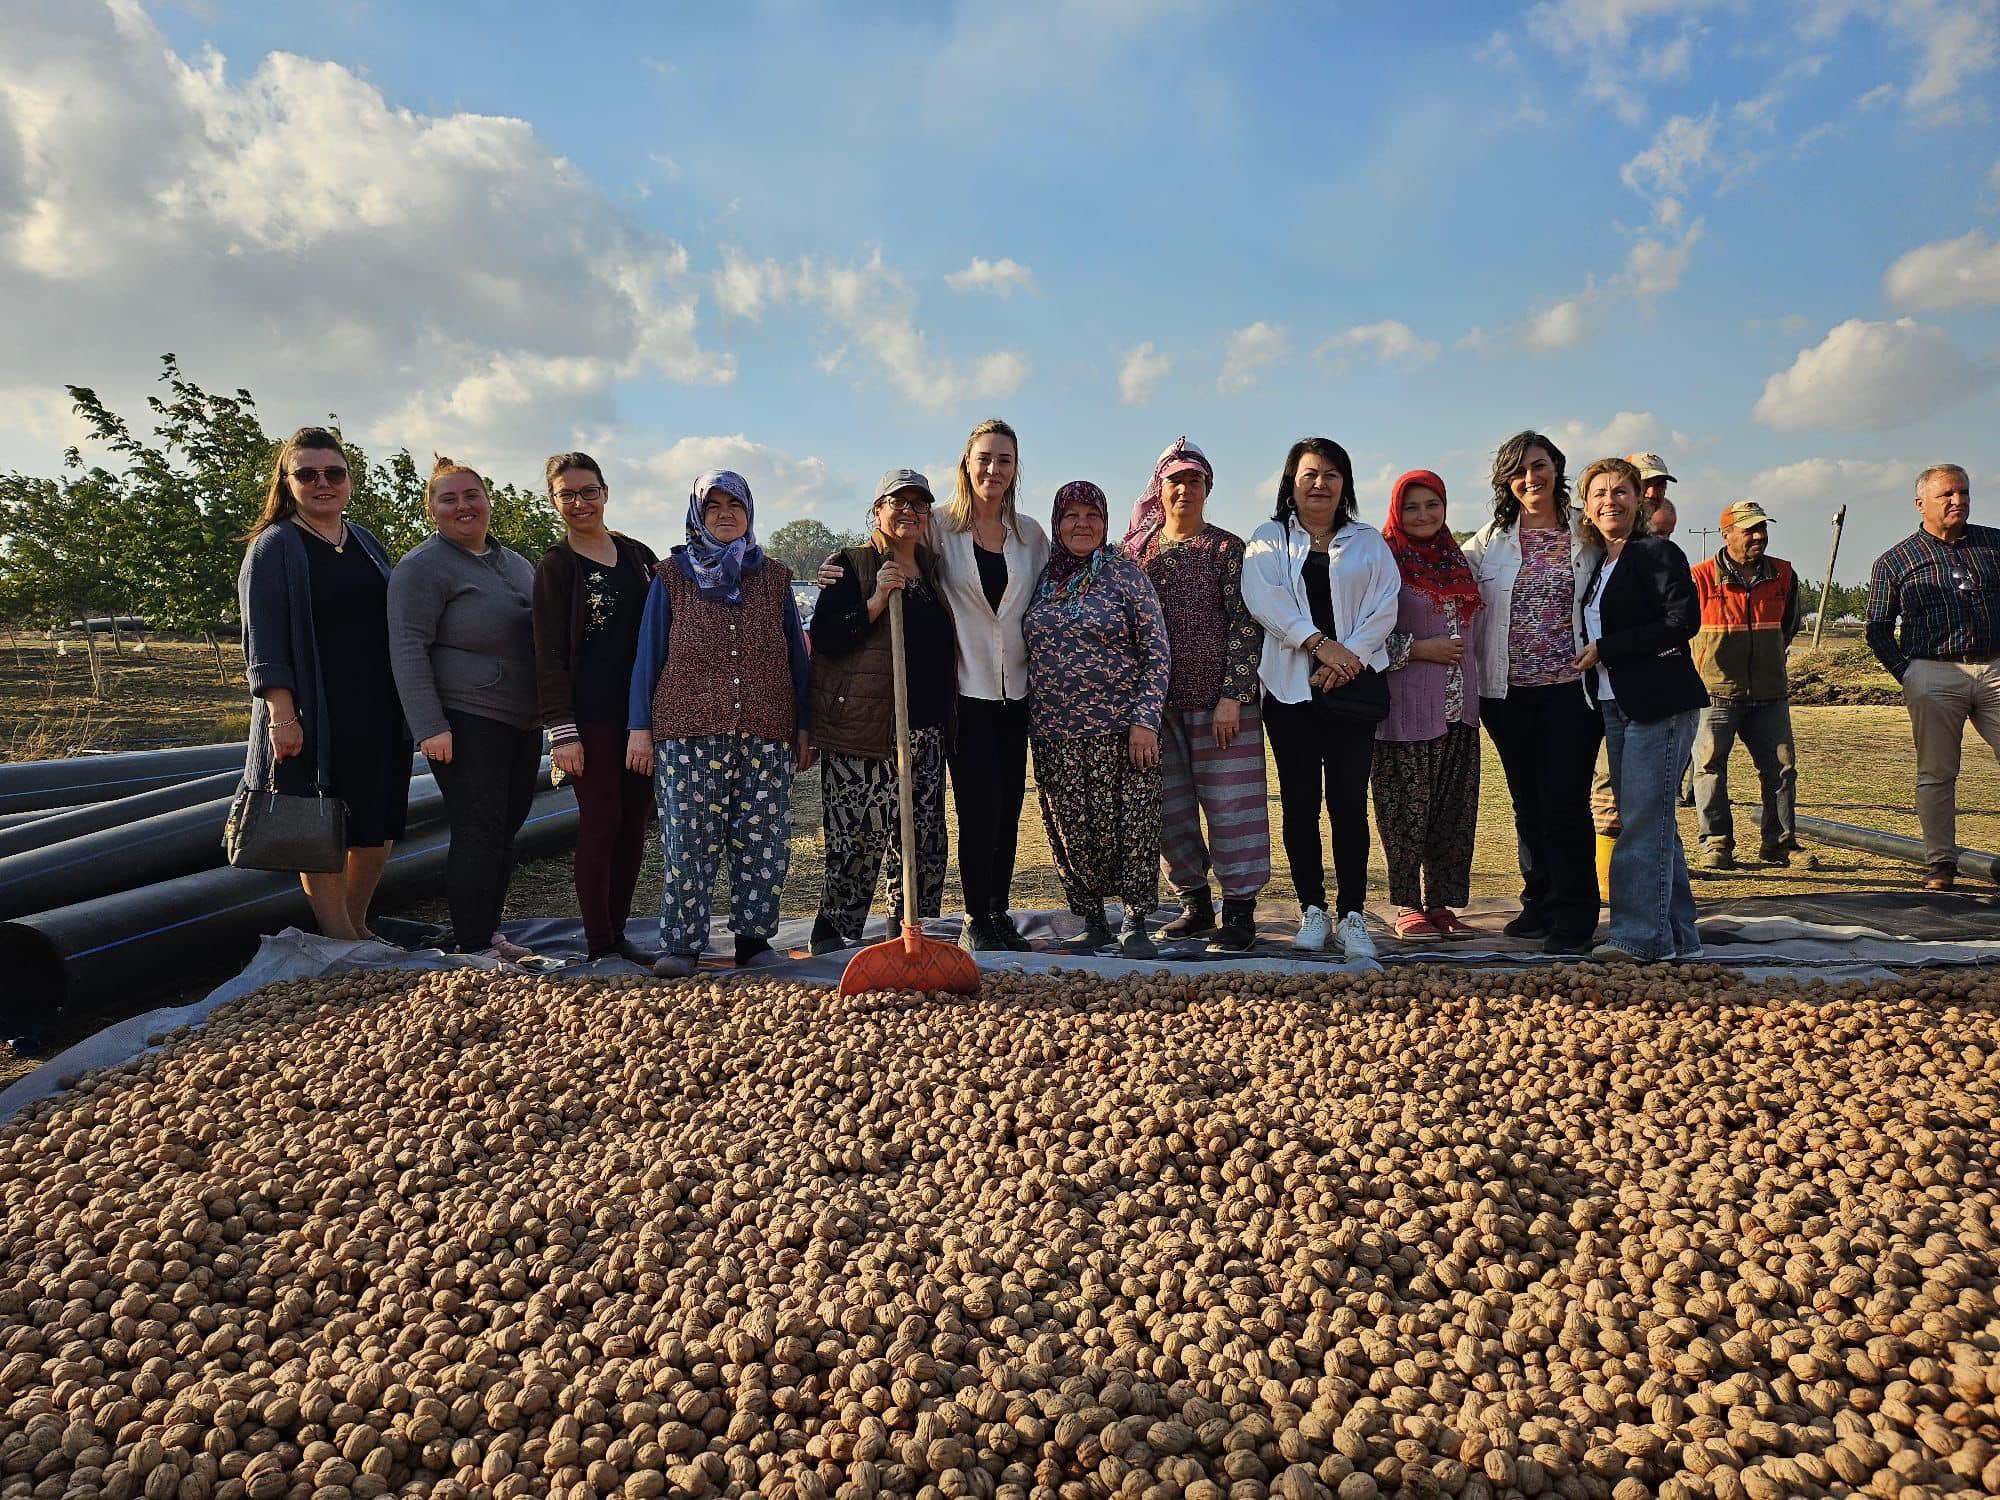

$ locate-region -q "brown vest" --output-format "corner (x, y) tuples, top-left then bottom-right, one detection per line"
(811, 545), (950, 759)
(650, 560), (798, 743)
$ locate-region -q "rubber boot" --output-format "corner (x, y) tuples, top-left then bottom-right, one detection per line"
(1595, 834), (1615, 903)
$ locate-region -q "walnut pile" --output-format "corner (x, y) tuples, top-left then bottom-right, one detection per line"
(2, 964), (1998, 1500)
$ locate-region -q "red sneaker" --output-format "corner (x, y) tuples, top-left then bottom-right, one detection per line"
(1394, 910), (1442, 940)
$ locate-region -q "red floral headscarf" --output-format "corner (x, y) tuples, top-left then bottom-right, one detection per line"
(1382, 469), (1482, 616)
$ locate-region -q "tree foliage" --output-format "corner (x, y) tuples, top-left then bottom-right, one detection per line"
(0, 357), (564, 639)
(764, 517), (866, 578)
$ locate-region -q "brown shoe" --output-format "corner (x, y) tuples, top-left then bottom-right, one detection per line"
(1924, 863), (1957, 893)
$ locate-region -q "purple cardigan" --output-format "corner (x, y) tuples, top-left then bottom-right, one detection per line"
(1379, 586), (1481, 742)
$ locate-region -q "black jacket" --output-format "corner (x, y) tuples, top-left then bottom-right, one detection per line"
(1577, 535), (1709, 723)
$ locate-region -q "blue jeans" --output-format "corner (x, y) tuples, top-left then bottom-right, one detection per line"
(1601, 702), (1701, 960)
(1692, 696), (1798, 853)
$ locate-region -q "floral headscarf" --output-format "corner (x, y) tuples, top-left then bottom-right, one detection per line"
(1038, 480), (1115, 616)
(1121, 436), (1214, 554)
(673, 469), (764, 604)
(1383, 469), (1483, 617)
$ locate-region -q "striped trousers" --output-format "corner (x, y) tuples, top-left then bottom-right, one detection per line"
(1158, 704), (1271, 902)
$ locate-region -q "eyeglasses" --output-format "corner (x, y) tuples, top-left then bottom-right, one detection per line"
(880, 496), (932, 514)
(555, 485), (605, 505)
(290, 466), (348, 486)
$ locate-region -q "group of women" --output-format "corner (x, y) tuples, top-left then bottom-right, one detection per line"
(238, 418), (1709, 970)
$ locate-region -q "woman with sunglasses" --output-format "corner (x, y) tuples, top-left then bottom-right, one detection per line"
(531, 451), (659, 965)
(808, 470), (959, 954)
(238, 426), (412, 942)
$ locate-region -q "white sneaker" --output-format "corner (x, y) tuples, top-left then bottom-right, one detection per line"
(1335, 911), (1378, 960)
(1292, 905), (1331, 952)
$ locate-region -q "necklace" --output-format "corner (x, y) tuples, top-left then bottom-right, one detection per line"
(301, 515), (346, 552)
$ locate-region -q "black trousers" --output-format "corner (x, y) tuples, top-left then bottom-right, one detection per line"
(947, 695), (1031, 915)
(1480, 683), (1602, 940)
(428, 710), (542, 951)
(1263, 695), (1376, 917)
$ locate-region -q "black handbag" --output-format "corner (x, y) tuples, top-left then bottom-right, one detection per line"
(1309, 665), (1391, 726)
(223, 716), (348, 873)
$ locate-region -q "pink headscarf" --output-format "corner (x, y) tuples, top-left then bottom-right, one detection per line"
(1122, 436), (1214, 554)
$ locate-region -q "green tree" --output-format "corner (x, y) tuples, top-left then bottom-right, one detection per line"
(765, 517), (862, 576)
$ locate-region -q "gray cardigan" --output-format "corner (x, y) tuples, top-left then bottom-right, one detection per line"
(387, 533), (540, 740)
(238, 517), (402, 792)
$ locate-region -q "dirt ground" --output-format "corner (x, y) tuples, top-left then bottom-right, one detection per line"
(0, 635), (247, 757)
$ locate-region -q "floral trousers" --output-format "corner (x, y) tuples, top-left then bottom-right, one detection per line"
(1032, 731), (1162, 920)
(818, 728), (948, 943)
(653, 734), (794, 958)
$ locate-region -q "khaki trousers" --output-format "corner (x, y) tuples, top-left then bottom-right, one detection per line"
(1902, 657), (2000, 867)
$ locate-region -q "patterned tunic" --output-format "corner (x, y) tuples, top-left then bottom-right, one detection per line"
(1022, 555), (1171, 740)
(1132, 525), (1262, 709)
(1507, 527), (1582, 687)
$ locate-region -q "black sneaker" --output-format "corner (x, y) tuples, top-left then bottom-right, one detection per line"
(1117, 915), (1158, 959)
(1156, 890), (1218, 940)
(958, 914), (1011, 953)
(808, 914), (851, 956)
(1502, 911), (1550, 939)
(1051, 914), (1114, 953)
(1207, 899), (1258, 953)
(990, 909), (1033, 951)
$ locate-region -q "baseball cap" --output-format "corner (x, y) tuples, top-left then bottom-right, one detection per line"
(1626, 452), (1677, 483)
(874, 467), (933, 504)
(1159, 438), (1212, 481)
(1720, 501), (1773, 530)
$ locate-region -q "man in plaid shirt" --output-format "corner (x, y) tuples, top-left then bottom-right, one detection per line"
(1866, 463), (2000, 890)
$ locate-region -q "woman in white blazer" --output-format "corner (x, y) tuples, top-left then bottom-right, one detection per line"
(1460, 430), (1605, 955)
(1241, 437), (1402, 961)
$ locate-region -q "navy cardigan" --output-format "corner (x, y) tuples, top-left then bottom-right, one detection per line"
(1576, 534), (1710, 723)
(237, 517), (403, 792)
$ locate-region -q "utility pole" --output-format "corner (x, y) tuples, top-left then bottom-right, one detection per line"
(1688, 525), (1718, 558)
(1812, 504), (1847, 648)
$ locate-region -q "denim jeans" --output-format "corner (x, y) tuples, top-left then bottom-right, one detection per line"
(1601, 702), (1701, 960)
(1692, 696), (1798, 854)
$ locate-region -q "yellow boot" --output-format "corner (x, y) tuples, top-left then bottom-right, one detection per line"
(1596, 833), (1616, 902)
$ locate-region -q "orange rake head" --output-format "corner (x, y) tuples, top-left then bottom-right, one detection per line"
(837, 921), (982, 996)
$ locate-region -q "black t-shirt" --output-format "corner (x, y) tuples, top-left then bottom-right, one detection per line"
(975, 544), (1007, 612)
(1302, 549), (1337, 638)
(572, 554), (648, 724)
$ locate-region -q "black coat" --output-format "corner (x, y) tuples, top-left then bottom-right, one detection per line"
(1577, 535), (1709, 723)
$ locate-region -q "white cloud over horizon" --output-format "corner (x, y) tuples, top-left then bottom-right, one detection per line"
(1752, 317), (1991, 431)
(944, 257), (1037, 297)
(1117, 342), (1174, 406)
(1216, 322), (1288, 395)
(1317, 321), (1441, 367)
(1884, 228), (2000, 308)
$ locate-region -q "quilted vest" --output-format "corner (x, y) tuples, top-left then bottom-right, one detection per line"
(650, 560), (798, 743)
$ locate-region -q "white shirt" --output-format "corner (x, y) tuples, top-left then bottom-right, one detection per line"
(1461, 516), (1603, 702)
(1240, 517), (1403, 704)
(1582, 552), (1618, 702)
(929, 512), (1050, 702)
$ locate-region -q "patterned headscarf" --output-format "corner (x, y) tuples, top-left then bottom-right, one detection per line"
(1383, 469), (1483, 617)
(673, 469), (764, 604)
(1122, 436), (1214, 554)
(1039, 480), (1114, 615)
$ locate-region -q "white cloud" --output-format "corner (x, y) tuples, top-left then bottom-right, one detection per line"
(944, 257), (1036, 297)
(1858, 80), (1899, 107)
(1884, 228), (2000, 309)
(1621, 110), (1718, 208)
(1524, 0), (1721, 121)
(622, 435), (858, 539)
(1511, 221), (1703, 351)
(1815, 1), (1998, 117)
(0, 1), (730, 480)
(1548, 411), (1693, 462)
(1216, 322), (1289, 395)
(1521, 295), (1596, 351)
(712, 248), (1029, 408)
(1752, 318), (1991, 430)
(1317, 320), (1441, 367)
(1117, 342), (1173, 406)
(1740, 456), (1925, 571)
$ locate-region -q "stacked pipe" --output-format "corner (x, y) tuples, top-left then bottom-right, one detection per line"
(0, 745), (576, 1038)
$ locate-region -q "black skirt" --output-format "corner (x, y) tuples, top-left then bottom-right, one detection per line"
(273, 530), (412, 847)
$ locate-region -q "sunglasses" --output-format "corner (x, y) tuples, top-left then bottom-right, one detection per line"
(290, 466), (349, 486)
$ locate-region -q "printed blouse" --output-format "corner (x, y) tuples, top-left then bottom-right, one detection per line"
(1022, 554), (1171, 740)
(1132, 524), (1262, 710)
(1507, 526), (1582, 687)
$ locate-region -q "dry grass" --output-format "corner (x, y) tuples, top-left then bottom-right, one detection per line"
(0, 635), (247, 758)
(473, 703), (2000, 929)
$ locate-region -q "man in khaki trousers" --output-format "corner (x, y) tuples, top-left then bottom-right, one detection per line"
(1866, 464), (2000, 890)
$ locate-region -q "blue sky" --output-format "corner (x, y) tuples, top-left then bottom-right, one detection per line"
(2, 0), (1996, 579)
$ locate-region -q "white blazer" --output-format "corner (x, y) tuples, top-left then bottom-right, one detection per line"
(1241, 517), (1403, 704)
(1460, 516), (1602, 701)
(929, 513), (1050, 702)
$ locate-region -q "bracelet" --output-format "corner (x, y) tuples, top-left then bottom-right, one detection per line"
(268, 717), (299, 730)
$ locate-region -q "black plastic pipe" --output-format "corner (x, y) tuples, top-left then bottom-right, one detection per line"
(0, 805), (89, 835)
(0, 773), (241, 858)
(0, 743), (247, 815)
(1776, 810), (2000, 884)
(0, 785), (579, 1035)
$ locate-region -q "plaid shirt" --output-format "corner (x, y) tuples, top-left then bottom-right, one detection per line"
(1865, 523), (2000, 679)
